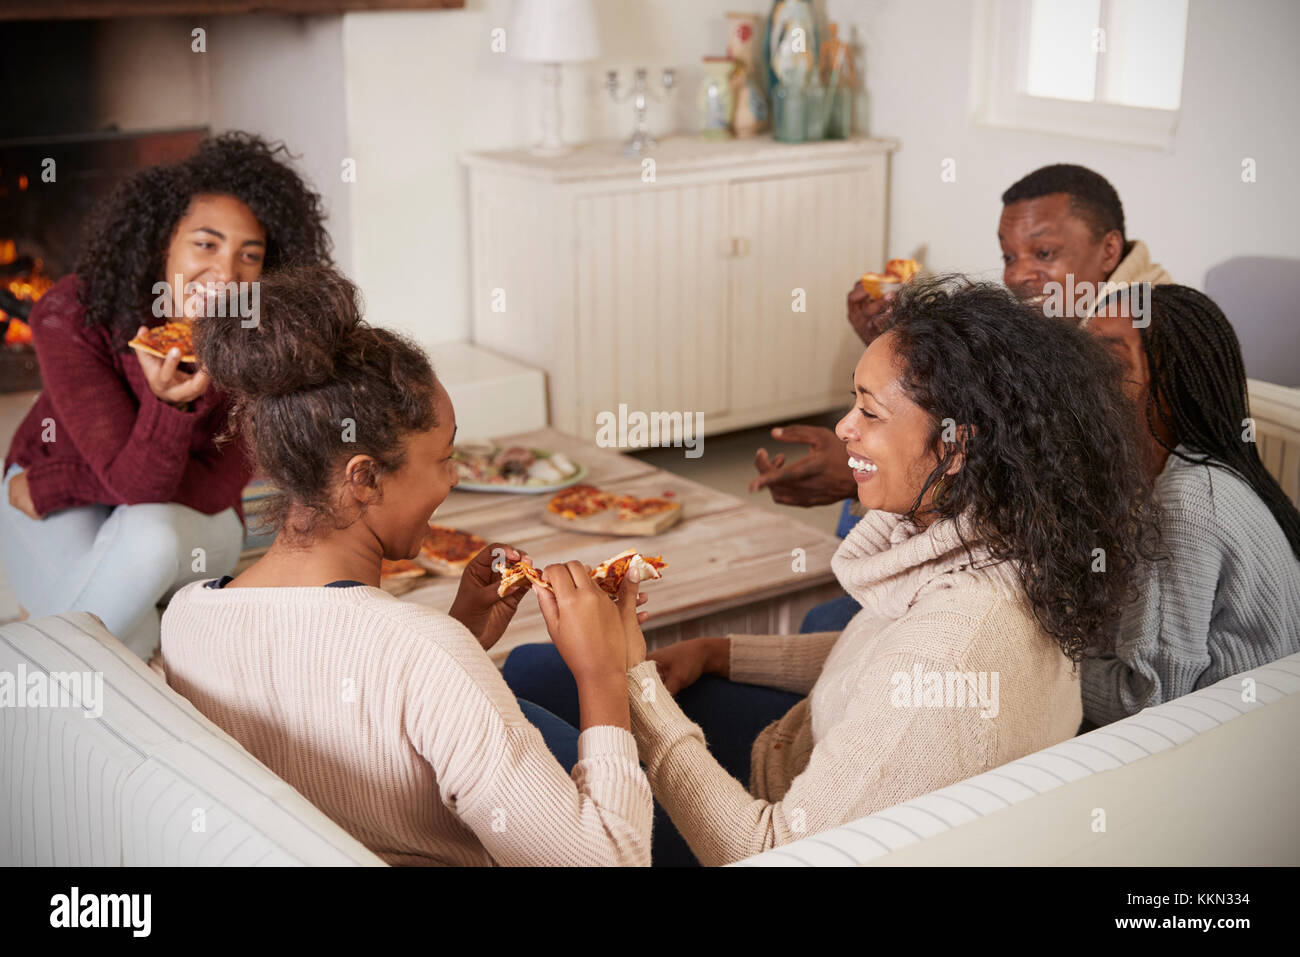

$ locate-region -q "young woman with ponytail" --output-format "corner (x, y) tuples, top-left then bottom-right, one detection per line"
(159, 265), (653, 866)
(1083, 284), (1300, 725)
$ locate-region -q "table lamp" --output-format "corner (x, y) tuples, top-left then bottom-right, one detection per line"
(510, 0), (600, 156)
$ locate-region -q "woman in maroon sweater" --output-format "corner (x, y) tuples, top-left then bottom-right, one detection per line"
(1, 132), (332, 658)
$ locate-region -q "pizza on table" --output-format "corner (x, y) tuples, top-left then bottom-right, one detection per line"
(547, 484), (681, 522)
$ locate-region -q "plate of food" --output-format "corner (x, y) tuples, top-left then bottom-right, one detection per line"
(542, 483), (683, 536)
(452, 442), (587, 494)
(859, 258), (921, 299)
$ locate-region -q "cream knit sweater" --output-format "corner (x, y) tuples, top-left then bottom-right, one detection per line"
(625, 509), (1082, 866)
(161, 582), (652, 866)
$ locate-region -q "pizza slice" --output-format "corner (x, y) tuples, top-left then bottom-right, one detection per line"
(128, 321), (197, 363)
(497, 549), (666, 599)
(550, 484), (682, 524)
(381, 558), (428, 581)
(496, 555), (547, 597)
(380, 557), (429, 596)
(547, 484), (614, 519)
(590, 549), (666, 597)
(613, 494), (681, 522)
(419, 524), (488, 576)
(859, 257), (921, 300)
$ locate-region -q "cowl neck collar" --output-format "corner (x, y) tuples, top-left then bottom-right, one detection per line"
(830, 508), (1024, 620)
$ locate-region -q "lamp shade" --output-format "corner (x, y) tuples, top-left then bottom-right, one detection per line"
(510, 0), (600, 63)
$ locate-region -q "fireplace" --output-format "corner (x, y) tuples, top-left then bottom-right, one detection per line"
(0, 127), (206, 392)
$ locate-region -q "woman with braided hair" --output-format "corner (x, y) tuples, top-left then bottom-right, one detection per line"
(1082, 285), (1300, 725)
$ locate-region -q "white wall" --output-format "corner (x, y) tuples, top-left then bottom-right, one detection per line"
(340, 0), (771, 348)
(828, 0), (1300, 288)
(209, 15), (354, 274)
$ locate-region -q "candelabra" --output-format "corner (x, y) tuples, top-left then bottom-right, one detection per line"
(605, 68), (676, 156)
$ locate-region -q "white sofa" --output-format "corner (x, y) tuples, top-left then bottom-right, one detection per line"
(737, 652), (1300, 866)
(3, 610), (1297, 867)
(0, 612), (383, 866)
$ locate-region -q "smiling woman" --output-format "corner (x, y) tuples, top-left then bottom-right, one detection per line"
(0, 132), (333, 660)
(503, 275), (1166, 867)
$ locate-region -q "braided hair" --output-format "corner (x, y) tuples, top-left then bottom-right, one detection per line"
(1138, 284), (1300, 560)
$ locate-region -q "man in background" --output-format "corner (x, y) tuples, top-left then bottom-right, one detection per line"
(751, 164), (1171, 631)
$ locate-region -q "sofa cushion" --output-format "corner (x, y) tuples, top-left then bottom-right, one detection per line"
(736, 651), (1300, 866)
(1, 612), (385, 866)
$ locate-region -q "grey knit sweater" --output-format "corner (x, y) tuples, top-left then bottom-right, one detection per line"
(1082, 445), (1300, 725)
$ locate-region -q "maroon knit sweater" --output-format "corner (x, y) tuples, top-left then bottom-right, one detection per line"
(4, 275), (251, 521)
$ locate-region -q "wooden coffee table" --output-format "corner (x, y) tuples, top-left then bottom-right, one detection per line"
(399, 428), (847, 664)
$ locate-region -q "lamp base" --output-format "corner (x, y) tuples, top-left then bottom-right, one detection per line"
(530, 62), (574, 157)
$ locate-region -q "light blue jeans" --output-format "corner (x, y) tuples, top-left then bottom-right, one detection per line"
(0, 462), (243, 660)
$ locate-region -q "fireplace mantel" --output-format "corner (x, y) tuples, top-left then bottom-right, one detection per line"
(0, 0), (462, 20)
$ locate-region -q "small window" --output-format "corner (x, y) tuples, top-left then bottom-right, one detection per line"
(973, 0), (1190, 147)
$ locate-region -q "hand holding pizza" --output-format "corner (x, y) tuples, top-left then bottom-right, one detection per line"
(133, 325), (211, 408)
(749, 424), (857, 507)
(447, 543), (530, 652)
(534, 561), (645, 681)
(847, 282), (898, 346)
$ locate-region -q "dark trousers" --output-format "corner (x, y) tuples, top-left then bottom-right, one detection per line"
(504, 643), (802, 866)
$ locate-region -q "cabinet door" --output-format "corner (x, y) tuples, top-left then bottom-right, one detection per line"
(727, 164), (884, 421)
(574, 183), (731, 444)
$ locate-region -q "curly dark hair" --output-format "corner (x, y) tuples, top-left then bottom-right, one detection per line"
(195, 264), (439, 543)
(74, 131), (333, 349)
(882, 275), (1162, 662)
(1002, 163), (1126, 243)
(1134, 284), (1300, 560)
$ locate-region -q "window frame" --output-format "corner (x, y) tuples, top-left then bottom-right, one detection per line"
(970, 0), (1184, 149)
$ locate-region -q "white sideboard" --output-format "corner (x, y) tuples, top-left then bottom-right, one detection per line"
(463, 134), (897, 444)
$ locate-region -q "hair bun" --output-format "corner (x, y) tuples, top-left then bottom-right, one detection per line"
(195, 264), (362, 398)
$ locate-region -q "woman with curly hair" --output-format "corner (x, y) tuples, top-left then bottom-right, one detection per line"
(0, 132), (332, 659)
(504, 276), (1161, 865)
(1081, 286), (1300, 725)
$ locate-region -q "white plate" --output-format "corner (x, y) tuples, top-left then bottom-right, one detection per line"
(455, 463), (589, 495)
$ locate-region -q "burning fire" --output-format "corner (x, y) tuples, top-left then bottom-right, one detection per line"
(1, 238), (53, 347)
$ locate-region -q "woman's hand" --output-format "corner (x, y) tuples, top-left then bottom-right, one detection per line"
(448, 543), (530, 651)
(647, 637), (730, 695)
(133, 326), (210, 408)
(535, 561), (641, 680)
(535, 561), (644, 731)
(7, 471), (41, 519)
